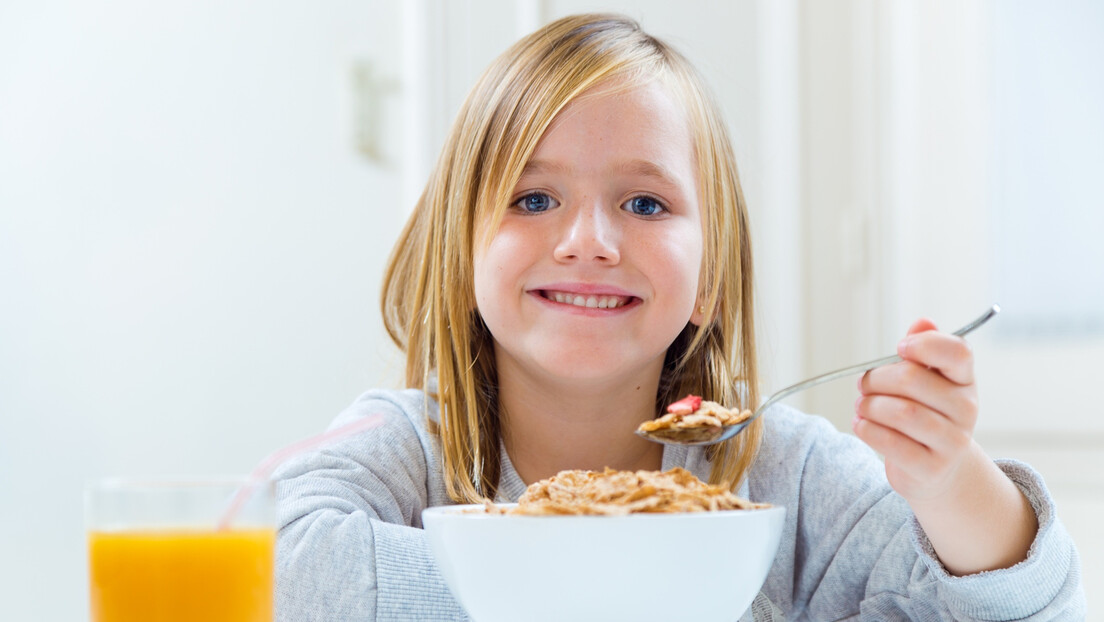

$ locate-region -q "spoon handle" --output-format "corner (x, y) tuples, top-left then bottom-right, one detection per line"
(756, 304), (1001, 415)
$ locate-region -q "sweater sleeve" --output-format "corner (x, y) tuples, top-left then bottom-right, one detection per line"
(756, 408), (1085, 621)
(272, 391), (468, 622)
(894, 459), (1087, 621)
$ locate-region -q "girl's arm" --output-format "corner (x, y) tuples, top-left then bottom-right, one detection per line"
(273, 392), (468, 622)
(757, 405), (1084, 621)
(853, 318), (1035, 576)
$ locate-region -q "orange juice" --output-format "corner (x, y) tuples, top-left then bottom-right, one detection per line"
(88, 527), (274, 622)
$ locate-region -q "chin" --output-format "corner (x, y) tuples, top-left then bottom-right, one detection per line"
(533, 349), (659, 386)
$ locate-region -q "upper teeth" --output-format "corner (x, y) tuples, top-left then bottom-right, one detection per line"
(548, 292), (629, 309)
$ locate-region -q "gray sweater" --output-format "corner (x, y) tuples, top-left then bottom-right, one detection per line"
(274, 389), (1085, 621)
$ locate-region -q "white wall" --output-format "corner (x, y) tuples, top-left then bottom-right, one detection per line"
(0, 2), (405, 620)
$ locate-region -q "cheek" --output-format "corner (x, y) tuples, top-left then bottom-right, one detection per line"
(684, 232), (705, 294)
(648, 223), (703, 300)
(472, 249), (500, 314)
(472, 253), (506, 343)
(473, 229), (532, 314)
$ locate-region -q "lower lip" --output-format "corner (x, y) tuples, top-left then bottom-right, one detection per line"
(528, 291), (641, 316)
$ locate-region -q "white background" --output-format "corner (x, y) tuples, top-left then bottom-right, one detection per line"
(1, 1), (1099, 619)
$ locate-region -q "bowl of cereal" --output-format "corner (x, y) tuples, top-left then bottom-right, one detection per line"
(422, 467), (785, 622)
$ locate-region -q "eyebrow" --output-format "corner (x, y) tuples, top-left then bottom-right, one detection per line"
(615, 159), (681, 187)
(521, 158), (683, 187)
(519, 159), (573, 177)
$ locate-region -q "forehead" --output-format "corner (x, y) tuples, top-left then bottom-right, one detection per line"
(527, 79), (697, 179)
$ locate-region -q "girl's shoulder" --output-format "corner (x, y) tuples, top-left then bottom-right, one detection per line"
(757, 404), (864, 455)
(751, 403), (887, 496)
(325, 387), (443, 459)
(274, 387), (453, 508)
(332, 387), (439, 430)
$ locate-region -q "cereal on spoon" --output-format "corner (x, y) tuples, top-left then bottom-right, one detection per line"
(636, 395), (752, 442)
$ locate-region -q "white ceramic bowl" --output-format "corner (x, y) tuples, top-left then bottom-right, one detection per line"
(422, 504), (785, 622)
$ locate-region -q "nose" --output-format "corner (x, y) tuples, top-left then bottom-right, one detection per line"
(552, 201), (621, 264)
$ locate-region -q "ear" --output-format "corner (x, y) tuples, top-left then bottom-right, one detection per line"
(689, 300), (707, 327)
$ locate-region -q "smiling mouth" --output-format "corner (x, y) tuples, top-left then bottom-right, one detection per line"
(538, 290), (635, 309)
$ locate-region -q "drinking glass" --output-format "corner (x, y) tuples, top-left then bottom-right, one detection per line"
(86, 478), (275, 622)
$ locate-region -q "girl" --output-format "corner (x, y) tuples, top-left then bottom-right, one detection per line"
(275, 14), (1084, 621)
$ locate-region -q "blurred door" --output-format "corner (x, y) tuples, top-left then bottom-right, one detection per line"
(799, 1), (1103, 610)
(534, 0), (807, 395)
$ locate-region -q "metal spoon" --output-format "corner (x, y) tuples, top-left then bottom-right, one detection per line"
(636, 304), (1001, 447)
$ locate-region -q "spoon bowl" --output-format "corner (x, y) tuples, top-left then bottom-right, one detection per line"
(637, 304), (1001, 447)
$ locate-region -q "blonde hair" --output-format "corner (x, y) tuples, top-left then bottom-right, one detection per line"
(382, 13), (762, 503)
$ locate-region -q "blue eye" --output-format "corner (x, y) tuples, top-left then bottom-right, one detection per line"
(514, 192), (557, 213)
(623, 196), (665, 216)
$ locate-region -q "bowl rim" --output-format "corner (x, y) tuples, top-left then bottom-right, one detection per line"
(422, 503), (785, 520)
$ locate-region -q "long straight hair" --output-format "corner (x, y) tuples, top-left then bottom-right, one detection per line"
(381, 14), (762, 503)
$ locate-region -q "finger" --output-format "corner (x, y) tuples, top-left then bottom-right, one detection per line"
(855, 394), (972, 457)
(851, 412), (940, 476)
(852, 410), (971, 501)
(896, 329), (976, 386)
(859, 362), (979, 430)
(906, 317), (938, 337)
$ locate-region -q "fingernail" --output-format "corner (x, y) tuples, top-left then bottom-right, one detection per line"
(898, 337), (912, 357)
(852, 413), (862, 430)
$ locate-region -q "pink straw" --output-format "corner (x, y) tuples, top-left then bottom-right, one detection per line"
(217, 413), (386, 530)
